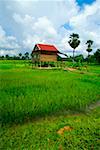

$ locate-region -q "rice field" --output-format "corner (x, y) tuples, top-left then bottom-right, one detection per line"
(0, 60), (100, 125)
(0, 60), (100, 149)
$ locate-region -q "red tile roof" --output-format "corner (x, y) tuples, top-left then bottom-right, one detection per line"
(37, 44), (58, 52)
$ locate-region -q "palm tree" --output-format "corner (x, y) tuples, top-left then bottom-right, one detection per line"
(68, 33), (80, 62)
(86, 40), (93, 57)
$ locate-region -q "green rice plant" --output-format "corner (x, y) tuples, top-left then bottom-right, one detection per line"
(0, 61), (100, 124)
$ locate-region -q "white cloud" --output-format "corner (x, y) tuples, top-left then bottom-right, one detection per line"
(0, 0), (100, 56)
(0, 26), (6, 39)
(0, 25), (20, 55)
(13, 14), (58, 50)
(33, 16), (57, 37)
(13, 13), (35, 26)
(0, 49), (18, 56)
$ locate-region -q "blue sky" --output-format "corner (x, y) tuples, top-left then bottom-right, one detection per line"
(76, 0), (95, 6)
(0, 0), (100, 56)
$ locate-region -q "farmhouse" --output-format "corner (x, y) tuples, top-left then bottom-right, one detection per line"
(32, 44), (59, 63)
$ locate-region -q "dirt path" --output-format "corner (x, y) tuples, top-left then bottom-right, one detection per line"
(64, 67), (77, 72)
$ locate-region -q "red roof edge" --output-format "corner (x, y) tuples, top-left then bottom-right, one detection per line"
(35, 43), (58, 52)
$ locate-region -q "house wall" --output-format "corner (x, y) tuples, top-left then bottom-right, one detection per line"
(40, 54), (57, 62)
(32, 45), (58, 62)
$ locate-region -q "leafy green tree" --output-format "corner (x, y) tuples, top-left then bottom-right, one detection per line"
(94, 49), (100, 64)
(0, 55), (4, 60)
(74, 54), (84, 63)
(24, 52), (29, 60)
(68, 33), (80, 62)
(22, 56), (25, 60)
(86, 40), (93, 57)
(5, 54), (10, 60)
(19, 53), (22, 59)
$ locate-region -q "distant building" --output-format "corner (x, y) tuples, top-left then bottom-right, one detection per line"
(32, 44), (59, 63)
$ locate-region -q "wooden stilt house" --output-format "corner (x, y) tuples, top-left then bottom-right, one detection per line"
(32, 44), (59, 63)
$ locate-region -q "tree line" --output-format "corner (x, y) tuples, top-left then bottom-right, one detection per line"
(0, 52), (30, 60)
(0, 33), (100, 64)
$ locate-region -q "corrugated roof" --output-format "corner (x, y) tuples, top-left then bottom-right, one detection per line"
(58, 53), (67, 58)
(37, 44), (58, 52)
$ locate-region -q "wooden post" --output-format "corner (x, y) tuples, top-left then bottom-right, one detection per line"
(61, 61), (62, 68)
(56, 61), (58, 68)
(48, 61), (49, 67)
(38, 61), (39, 67)
(35, 61), (36, 67)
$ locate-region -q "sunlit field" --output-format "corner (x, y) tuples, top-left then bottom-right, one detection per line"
(0, 60), (100, 149)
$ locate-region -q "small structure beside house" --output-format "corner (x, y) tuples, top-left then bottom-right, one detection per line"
(57, 53), (67, 61)
(32, 43), (67, 67)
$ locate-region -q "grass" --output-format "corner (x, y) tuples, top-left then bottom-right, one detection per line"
(0, 106), (100, 149)
(0, 60), (100, 149)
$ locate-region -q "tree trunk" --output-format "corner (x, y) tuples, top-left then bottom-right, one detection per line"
(88, 52), (89, 57)
(87, 52), (89, 64)
(73, 49), (75, 63)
